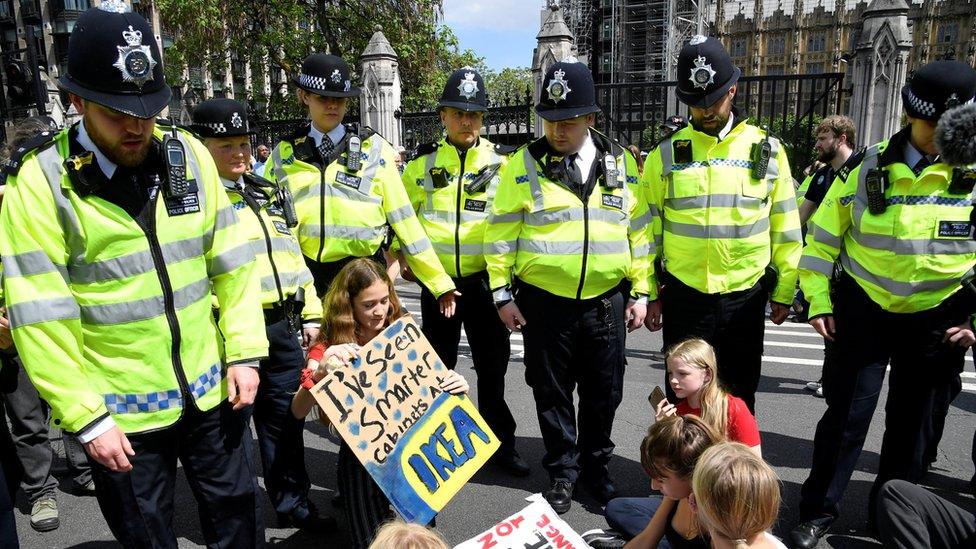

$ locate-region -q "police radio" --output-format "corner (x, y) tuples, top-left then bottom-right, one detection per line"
(750, 129), (772, 180)
(865, 167), (889, 215)
(345, 135), (362, 172)
(162, 127), (189, 197)
(602, 154), (623, 189)
(465, 163), (500, 194)
(276, 185), (299, 228)
(948, 167), (976, 195)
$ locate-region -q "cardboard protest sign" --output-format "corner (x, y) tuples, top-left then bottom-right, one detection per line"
(311, 315), (499, 524)
(454, 494), (592, 549)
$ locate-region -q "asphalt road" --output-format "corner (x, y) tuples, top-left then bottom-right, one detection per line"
(11, 281), (976, 548)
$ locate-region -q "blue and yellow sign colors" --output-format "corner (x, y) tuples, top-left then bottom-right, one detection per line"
(311, 316), (499, 524)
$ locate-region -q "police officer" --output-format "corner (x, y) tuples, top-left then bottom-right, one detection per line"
(400, 67), (529, 477)
(189, 99), (335, 531)
(643, 35), (802, 413)
(265, 53), (456, 307)
(0, 4), (268, 547)
(788, 60), (976, 548)
(484, 58), (650, 514)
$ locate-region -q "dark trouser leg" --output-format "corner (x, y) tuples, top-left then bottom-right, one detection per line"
(712, 285), (766, 413)
(0, 436), (18, 549)
(660, 279), (718, 403)
(460, 278), (516, 451)
(924, 369), (963, 466)
(178, 403), (263, 548)
(877, 479), (976, 549)
(576, 291), (626, 481)
(419, 286), (463, 370)
(62, 431), (92, 487)
(604, 496), (666, 541)
(798, 277), (890, 521)
(1, 357), (58, 504)
(338, 443), (393, 549)
(252, 319), (311, 516)
(519, 286), (582, 483)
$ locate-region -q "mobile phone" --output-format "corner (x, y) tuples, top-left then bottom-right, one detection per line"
(648, 385), (666, 410)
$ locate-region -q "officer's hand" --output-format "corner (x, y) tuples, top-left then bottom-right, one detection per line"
(227, 365), (260, 410)
(400, 263), (418, 283)
(810, 315), (836, 342)
(944, 322), (976, 348)
(438, 370), (470, 395)
(626, 300), (647, 332)
(438, 290), (461, 318)
(769, 302), (790, 325)
(302, 326), (319, 349)
(644, 300), (663, 332)
(498, 302), (527, 332)
(0, 310), (12, 350)
(84, 426), (135, 472)
(655, 399), (677, 421)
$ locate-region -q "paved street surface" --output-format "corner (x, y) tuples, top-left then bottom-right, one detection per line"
(12, 281), (976, 548)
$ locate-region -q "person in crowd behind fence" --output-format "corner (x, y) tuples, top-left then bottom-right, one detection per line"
(484, 56), (650, 515)
(291, 258), (471, 548)
(397, 66), (528, 478)
(642, 35), (802, 415)
(0, 4), (269, 546)
(788, 60), (976, 548)
(691, 442), (787, 549)
(264, 52), (456, 304)
(190, 98), (334, 532)
(252, 142), (270, 176)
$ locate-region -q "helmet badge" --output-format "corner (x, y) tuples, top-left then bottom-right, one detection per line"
(113, 25), (156, 90)
(231, 112), (244, 129)
(547, 68), (572, 103)
(330, 69), (342, 84)
(457, 71), (480, 100)
(689, 55), (716, 90)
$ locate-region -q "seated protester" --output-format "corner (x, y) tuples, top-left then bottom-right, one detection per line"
(367, 520), (450, 549)
(691, 442), (787, 549)
(290, 258), (470, 548)
(656, 339), (761, 454)
(603, 415), (722, 546)
(876, 479), (976, 549)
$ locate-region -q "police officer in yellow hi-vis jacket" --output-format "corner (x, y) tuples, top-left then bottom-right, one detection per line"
(190, 98), (336, 532)
(400, 67), (530, 477)
(0, 4), (268, 547)
(266, 53), (456, 310)
(643, 35), (802, 413)
(788, 60), (976, 549)
(485, 58), (650, 514)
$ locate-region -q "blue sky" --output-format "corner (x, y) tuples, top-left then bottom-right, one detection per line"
(442, 0), (541, 71)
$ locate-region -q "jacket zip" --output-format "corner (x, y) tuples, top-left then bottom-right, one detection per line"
(316, 165), (326, 263)
(577, 202), (590, 299)
(454, 147), (468, 278)
(234, 186), (285, 304)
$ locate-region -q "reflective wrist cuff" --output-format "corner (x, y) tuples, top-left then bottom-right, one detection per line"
(228, 361), (261, 369)
(302, 321), (321, 329)
(77, 415), (116, 444)
(631, 295), (649, 305)
(492, 286), (513, 304)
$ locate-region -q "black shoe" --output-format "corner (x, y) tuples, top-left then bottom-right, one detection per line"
(581, 528), (626, 548)
(544, 480), (574, 514)
(492, 448), (531, 477)
(788, 519), (832, 549)
(277, 506), (338, 532)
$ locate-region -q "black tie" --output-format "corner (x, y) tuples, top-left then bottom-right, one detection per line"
(913, 156), (932, 176)
(565, 153), (582, 187)
(318, 135), (335, 163)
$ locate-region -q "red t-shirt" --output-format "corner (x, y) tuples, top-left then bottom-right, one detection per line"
(307, 342), (326, 363)
(675, 395), (761, 447)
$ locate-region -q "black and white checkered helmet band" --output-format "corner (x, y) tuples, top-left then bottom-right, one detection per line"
(904, 88), (937, 118)
(200, 122), (227, 134)
(299, 73), (330, 90)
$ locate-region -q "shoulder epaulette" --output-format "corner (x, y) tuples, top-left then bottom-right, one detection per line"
(243, 171), (275, 188)
(836, 148), (867, 182)
(413, 141), (439, 160)
(1, 130), (58, 179)
(354, 123), (377, 141)
(493, 142), (517, 156)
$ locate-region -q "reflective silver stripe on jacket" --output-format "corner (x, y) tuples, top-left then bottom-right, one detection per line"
(524, 207), (627, 227)
(840, 250), (961, 297)
(422, 150), (440, 210)
(516, 239), (629, 255)
(664, 217), (770, 239)
(80, 277), (211, 325)
(523, 148), (545, 211)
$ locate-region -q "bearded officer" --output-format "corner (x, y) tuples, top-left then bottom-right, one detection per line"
(484, 58), (650, 514)
(0, 4), (268, 547)
(643, 35), (802, 413)
(399, 67), (529, 477)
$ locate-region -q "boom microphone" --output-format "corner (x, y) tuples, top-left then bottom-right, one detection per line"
(935, 102), (976, 167)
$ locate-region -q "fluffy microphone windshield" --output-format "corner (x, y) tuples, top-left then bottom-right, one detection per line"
(935, 103), (976, 167)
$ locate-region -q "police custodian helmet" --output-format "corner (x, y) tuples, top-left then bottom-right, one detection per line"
(438, 67), (488, 112)
(535, 57), (601, 122)
(58, 1), (171, 119)
(293, 53), (360, 98)
(190, 99), (255, 139)
(901, 60), (976, 122)
(675, 35), (741, 108)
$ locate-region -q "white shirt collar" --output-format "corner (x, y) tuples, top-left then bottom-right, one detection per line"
(220, 175), (245, 189)
(76, 119), (118, 179)
(573, 134), (597, 178)
(902, 140), (938, 170)
(717, 115), (735, 141)
(308, 121), (346, 148)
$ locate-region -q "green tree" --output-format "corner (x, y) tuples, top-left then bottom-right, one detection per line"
(482, 66), (533, 105)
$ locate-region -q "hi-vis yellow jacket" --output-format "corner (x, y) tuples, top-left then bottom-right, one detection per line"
(643, 120), (802, 304)
(0, 125), (268, 435)
(484, 130), (651, 300)
(221, 173), (321, 321)
(400, 138), (510, 278)
(800, 127), (976, 316)
(266, 124), (454, 297)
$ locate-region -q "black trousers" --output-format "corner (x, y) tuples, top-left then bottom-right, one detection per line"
(90, 402), (263, 548)
(419, 272), (517, 451)
(798, 274), (967, 523)
(304, 251), (385, 298)
(337, 443), (393, 549)
(0, 393), (19, 549)
(518, 282), (626, 484)
(877, 480), (976, 549)
(246, 318), (310, 517)
(661, 276), (767, 413)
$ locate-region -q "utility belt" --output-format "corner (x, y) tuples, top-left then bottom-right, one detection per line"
(515, 278), (627, 308)
(263, 288), (306, 333)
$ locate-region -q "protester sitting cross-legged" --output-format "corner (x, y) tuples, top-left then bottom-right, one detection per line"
(290, 258), (471, 548)
(598, 415), (722, 547)
(655, 338), (761, 454)
(690, 442), (788, 549)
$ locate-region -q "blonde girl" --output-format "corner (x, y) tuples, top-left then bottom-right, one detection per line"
(656, 338), (761, 454)
(367, 520), (449, 549)
(691, 442), (787, 549)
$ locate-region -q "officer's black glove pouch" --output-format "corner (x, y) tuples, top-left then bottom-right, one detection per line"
(428, 167), (450, 189)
